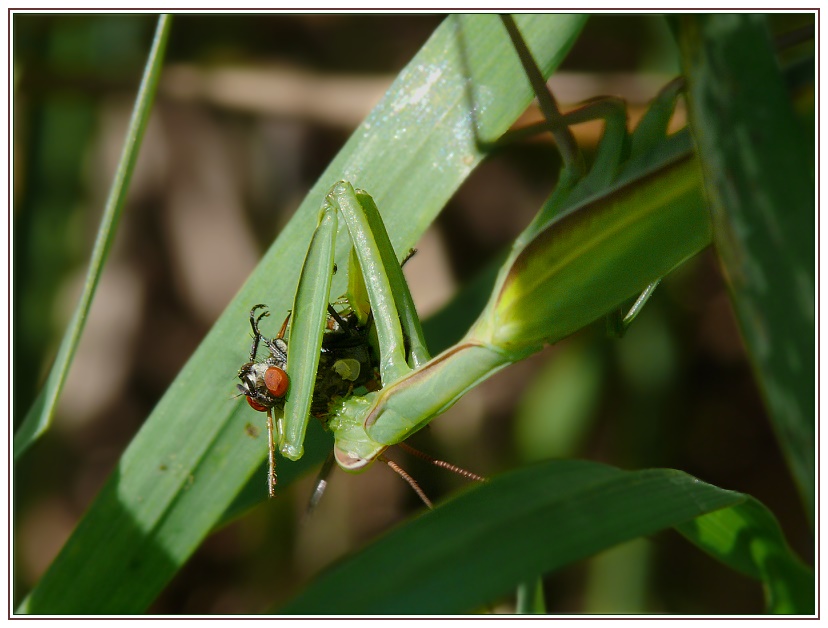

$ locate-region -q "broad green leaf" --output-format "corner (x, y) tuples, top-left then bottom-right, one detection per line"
(677, 498), (814, 614)
(19, 15), (588, 614)
(279, 460), (743, 614)
(13, 15), (172, 459)
(679, 14), (815, 519)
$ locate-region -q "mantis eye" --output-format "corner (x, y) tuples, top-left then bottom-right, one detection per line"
(264, 366), (289, 397)
(246, 396), (269, 412)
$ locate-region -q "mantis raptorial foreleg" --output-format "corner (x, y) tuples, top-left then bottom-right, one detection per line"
(238, 179), (478, 501)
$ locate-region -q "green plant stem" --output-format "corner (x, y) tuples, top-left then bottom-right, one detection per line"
(14, 15), (172, 459)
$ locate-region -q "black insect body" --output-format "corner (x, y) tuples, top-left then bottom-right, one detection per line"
(237, 304), (376, 417)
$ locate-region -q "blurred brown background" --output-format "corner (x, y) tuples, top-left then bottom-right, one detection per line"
(13, 13), (812, 614)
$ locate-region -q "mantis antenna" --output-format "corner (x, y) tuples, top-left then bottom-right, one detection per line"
(303, 442), (486, 515)
(380, 456), (434, 510)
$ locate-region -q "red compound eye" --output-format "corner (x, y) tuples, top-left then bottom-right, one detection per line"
(264, 366), (289, 397)
(246, 396), (269, 412)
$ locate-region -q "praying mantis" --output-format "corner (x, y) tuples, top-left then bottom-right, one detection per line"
(237, 16), (711, 498)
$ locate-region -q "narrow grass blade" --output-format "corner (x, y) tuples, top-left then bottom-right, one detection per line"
(19, 15), (587, 613)
(516, 578), (547, 614)
(279, 460), (744, 614)
(679, 15), (815, 518)
(13, 15), (172, 459)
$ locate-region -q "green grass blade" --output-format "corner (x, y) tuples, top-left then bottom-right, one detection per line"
(13, 15), (172, 460)
(19, 15), (587, 613)
(516, 578), (547, 614)
(279, 460), (744, 614)
(676, 498), (814, 614)
(679, 15), (815, 518)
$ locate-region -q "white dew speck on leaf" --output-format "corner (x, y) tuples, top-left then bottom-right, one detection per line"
(391, 64), (444, 114)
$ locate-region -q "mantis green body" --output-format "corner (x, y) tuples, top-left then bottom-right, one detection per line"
(331, 150), (707, 471)
(239, 76), (711, 488)
(238, 15), (711, 489)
